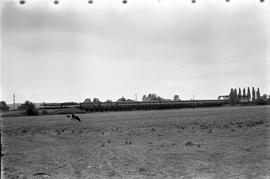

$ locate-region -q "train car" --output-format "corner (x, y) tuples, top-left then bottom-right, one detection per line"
(77, 99), (228, 112)
(114, 101), (139, 111)
(79, 102), (95, 110)
(39, 103), (62, 109)
(60, 102), (80, 108)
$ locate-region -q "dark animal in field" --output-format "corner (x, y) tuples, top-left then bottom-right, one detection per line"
(66, 113), (81, 122)
(72, 114), (81, 122)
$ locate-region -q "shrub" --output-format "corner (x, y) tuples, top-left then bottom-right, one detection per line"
(255, 97), (267, 105)
(19, 101), (39, 116)
(0, 101), (9, 112)
(26, 104), (39, 116)
(41, 110), (49, 115)
(93, 98), (101, 103)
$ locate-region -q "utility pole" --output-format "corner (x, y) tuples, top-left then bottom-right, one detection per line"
(13, 93), (15, 109)
(135, 93), (137, 101)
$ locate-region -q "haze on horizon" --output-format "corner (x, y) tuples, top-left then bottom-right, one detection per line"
(1, 0), (269, 104)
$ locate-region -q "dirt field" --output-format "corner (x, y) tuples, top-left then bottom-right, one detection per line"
(1, 106), (270, 179)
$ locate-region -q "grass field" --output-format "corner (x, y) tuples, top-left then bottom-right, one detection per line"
(1, 106), (270, 179)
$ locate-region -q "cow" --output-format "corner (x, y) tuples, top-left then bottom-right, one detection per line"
(66, 113), (81, 122)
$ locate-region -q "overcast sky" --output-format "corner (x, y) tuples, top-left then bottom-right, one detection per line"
(1, 0), (269, 103)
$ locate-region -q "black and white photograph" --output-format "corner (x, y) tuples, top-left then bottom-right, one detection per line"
(1, 0), (270, 178)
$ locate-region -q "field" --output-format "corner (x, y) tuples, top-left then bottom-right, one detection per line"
(1, 106), (270, 179)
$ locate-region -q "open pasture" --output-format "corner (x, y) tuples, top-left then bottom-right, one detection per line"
(1, 106), (270, 178)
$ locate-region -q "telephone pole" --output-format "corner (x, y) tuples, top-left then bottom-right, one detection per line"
(13, 93), (16, 109)
(135, 93), (137, 101)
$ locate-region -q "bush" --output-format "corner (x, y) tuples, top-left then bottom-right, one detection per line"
(0, 101), (9, 112)
(255, 98), (266, 105)
(19, 101), (39, 116)
(41, 110), (49, 115)
(255, 95), (270, 105)
(26, 104), (39, 116)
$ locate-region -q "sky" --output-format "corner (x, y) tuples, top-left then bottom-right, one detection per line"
(0, 0), (269, 103)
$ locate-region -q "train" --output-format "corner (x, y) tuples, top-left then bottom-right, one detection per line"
(39, 100), (229, 112)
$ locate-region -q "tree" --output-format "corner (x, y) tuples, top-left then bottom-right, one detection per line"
(238, 88), (241, 102)
(117, 96), (126, 102)
(149, 93), (157, 101)
(0, 101), (9, 112)
(255, 93), (267, 105)
(234, 88), (238, 103)
(83, 98), (92, 103)
(229, 88), (236, 105)
(252, 87), (256, 102)
(126, 99), (134, 102)
(247, 87), (251, 101)
(229, 88), (239, 105)
(142, 95), (147, 102)
(93, 98), (101, 103)
(229, 88), (233, 104)
(19, 100), (39, 116)
(256, 88), (260, 99)
(156, 96), (163, 101)
(243, 88), (246, 97)
(173, 95), (180, 101)
(261, 94), (267, 100)
(142, 93), (163, 101)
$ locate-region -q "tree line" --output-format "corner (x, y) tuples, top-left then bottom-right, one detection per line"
(1, 89), (269, 115)
(83, 93), (181, 103)
(229, 87), (269, 105)
(0, 100), (39, 115)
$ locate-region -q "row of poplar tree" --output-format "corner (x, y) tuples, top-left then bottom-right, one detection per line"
(229, 87), (260, 104)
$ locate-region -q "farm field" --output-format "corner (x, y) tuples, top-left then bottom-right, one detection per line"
(1, 106), (270, 179)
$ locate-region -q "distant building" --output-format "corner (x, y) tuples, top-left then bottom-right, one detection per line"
(218, 95), (229, 101)
(218, 95), (249, 103)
